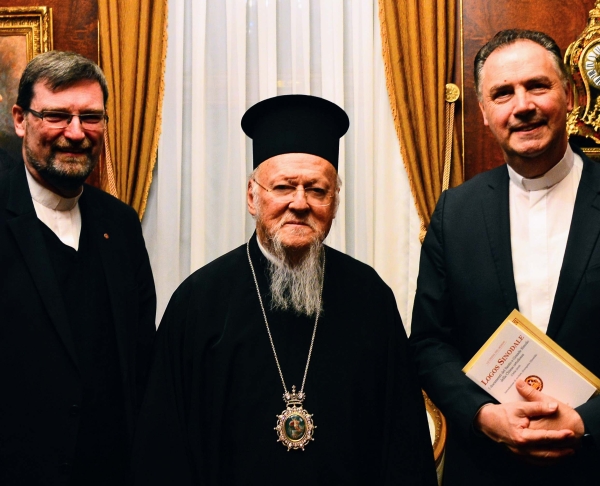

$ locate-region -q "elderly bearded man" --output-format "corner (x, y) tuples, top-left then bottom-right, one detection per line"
(0, 51), (156, 485)
(133, 95), (437, 485)
(410, 30), (600, 486)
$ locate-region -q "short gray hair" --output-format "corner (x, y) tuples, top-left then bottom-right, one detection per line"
(16, 50), (109, 110)
(474, 29), (570, 101)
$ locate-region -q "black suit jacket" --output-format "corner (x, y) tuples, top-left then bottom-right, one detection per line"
(0, 147), (18, 173)
(410, 146), (600, 485)
(0, 163), (156, 485)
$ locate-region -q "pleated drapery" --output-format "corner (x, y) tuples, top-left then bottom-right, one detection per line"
(142, 0), (422, 327)
(378, 0), (462, 235)
(98, 0), (168, 219)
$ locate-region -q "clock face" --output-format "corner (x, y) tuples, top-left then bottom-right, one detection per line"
(584, 42), (600, 88)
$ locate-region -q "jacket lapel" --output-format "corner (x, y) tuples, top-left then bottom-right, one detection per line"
(79, 192), (130, 386)
(75, 190), (139, 437)
(6, 164), (80, 372)
(547, 155), (600, 337)
(480, 167), (519, 313)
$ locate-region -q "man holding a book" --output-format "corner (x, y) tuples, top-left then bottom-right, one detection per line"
(410, 29), (600, 486)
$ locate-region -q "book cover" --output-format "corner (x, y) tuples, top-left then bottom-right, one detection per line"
(462, 310), (600, 407)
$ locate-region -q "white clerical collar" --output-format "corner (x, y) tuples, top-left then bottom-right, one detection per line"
(256, 235), (284, 266)
(507, 145), (574, 192)
(25, 166), (82, 211)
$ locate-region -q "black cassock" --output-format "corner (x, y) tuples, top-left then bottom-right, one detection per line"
(133, 234), (436, 485)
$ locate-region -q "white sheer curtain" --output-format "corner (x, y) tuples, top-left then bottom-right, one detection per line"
(142, 0), (421, 329)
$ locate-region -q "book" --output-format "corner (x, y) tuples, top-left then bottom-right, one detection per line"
(462, 309), (600, 407)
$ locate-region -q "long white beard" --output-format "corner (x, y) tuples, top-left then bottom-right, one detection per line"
(268, 236), (324, 317)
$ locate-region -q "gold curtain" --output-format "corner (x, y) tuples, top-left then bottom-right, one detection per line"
(98, 0), (168, 219)
(378, 0), (462, 235)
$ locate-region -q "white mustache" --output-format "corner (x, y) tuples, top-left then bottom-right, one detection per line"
(274, 215), (317, 232)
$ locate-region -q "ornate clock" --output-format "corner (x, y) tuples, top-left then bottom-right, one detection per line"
(583, 40), (600, 89)
(565, 1), (600, 157)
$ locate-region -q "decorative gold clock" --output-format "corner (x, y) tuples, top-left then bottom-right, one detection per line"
(565, 0), (600, 155)
(583, 40), (600, 89)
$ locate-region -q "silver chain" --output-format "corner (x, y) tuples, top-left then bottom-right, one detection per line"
(246, 241), (325, 395)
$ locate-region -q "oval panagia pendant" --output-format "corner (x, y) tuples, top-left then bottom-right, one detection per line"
(274, 386), (315, 450)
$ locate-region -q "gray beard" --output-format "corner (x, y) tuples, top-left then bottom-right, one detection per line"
(267, 237), (325, 317)
(25, 138), (96, 191)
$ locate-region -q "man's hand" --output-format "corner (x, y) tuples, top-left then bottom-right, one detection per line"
(474, 380), (581, 465)
(518, 379), (585, 438)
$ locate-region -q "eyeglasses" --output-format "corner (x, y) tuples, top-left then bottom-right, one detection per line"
(26, 109), (108, 130)
(253, 178), (334, 207)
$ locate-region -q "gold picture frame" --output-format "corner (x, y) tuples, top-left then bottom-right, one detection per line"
(0, 6), (53, 160)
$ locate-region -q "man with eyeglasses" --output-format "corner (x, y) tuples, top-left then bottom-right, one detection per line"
(133, 95), (437, 485)
(0, 50), (156, 485)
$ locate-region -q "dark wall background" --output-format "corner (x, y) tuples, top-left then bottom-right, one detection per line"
(460, 0), (596, 180)
(0, 1), (98, 62)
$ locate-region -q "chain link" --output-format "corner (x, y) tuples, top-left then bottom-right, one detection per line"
(246, 241), (325, 395)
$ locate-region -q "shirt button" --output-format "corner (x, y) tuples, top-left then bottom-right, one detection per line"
(59, 462), (72, 474)
(69, 404), (80, 417)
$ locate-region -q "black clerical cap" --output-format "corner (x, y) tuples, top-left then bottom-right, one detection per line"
(241, 94), (349, 170)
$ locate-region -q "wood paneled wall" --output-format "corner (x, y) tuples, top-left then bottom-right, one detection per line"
(0, 1), (98, 62)
(460, 0), (596, 180)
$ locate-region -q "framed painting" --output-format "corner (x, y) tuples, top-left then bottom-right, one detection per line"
(0, 7), (53, 162)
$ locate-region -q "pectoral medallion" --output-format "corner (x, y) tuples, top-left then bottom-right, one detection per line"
(274, 386), (315, 450)
(247, 243), (323, 453)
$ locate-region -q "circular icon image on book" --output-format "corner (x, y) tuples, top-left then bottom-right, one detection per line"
(525, 375), (543, 391)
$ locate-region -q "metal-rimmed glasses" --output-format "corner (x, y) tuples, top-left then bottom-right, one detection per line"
(27, 109), (108, 130)
(252, 178), (334, 207)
